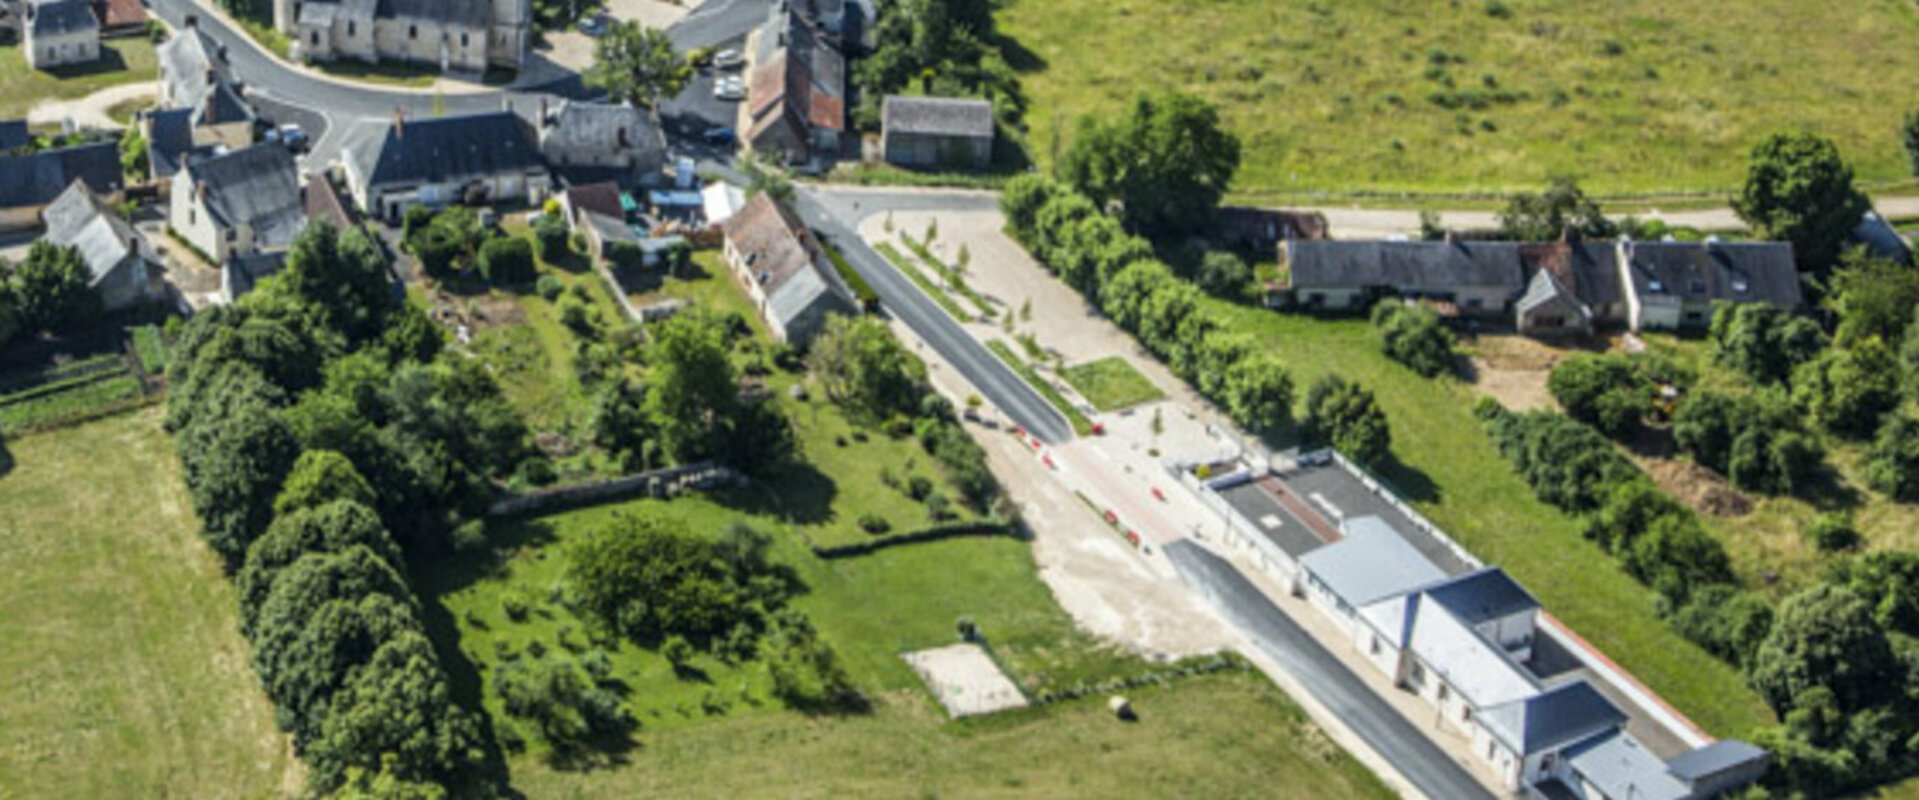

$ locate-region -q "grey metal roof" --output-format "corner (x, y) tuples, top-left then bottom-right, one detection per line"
(1665, 739), (1768, 781)
(187, 143), (305, 250)
(43, 181), (139, 285)
(357, 111), (544, 190)
(374, 0), (490, 28)
(583, 210), (637, 246)
(882, 95), (993, 139)
(29, 0), (98, 38)
(1565, 730), (1692, 800)
(1422, 567), (1538, 625)
(542, 101), (665, 161)
(1287, 240), (1526, 294)
(1480, 679), (1625, 756)
(0, 141), (121, 209)
(1298, 516), (1448, 608)
(1619, 240), (1801, 308)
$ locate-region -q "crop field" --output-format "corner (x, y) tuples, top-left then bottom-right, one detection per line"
(0, 354), (150, 434)
(0, 410), (294, 798)
(1210, 308), (1774, 737)
(998, 0), (1919, 200)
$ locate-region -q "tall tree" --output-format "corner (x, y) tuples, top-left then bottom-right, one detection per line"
(7, 240), (101, 334)
(1750, 583), (1903, 715)
(1825, 250), (1919, 348)
(808, 315), (926, 422)
(1497, 176), (1614, 241)
(1060, 92), (1240, 237)
(643, 312), (738, 462)
(1731, 132), (1870, 277)
(584, 22), (690, 110)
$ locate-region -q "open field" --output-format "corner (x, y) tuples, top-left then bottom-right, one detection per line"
(1062, 356), (1165, 412)
(998, 0), (1919, 201)
(1213, 310), (1774, 737)
(0, 39), (157, 119)
(508, 670), (1390, 798)
(0, 409), (294, 798)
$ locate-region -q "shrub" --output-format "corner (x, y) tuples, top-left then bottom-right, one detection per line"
(1806, 512), (1860, 553)
(533, 213), (570, 263)
(478, 237), (536, 285)
(924, 491), (951, 521)
(1302, 375), (1392, 469)
(906, 474), (934, 501)
(857, 513), (890, 534)
(535, 274), (564, 301)
(607, 241), (645, 271)
(1482, 406), (1637, 513)
(1864, 415), (1919, 501)
(1371, 301), (1455, 378)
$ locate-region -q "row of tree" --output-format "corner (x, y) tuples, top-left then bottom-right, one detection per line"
(167, 222), (530, 796)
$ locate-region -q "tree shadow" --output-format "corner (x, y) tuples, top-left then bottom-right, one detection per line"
(1794, 462), (1863, 512)
(542, 731), (641, 773)
(713, 462), (838, 528)
(669, 662), (711, 683)
(1374, 454), (1440, 505)
(991, 32), (1048, 75)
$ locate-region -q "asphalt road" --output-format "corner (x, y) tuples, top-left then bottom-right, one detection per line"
(792, 186), (1075, 444)
(1164, 541), (1497, 800)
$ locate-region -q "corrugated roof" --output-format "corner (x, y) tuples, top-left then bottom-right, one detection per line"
(882, 95), (993, 139)
(1423, 567), (1538, 625)
(187, 143), (304, 250)
(1480, 679), (1625, 756)
(29, 0), (98, 37)
(1665, 740), (1768, 781)
(357, 111), (544, 190)
(1298, 516), (1448, 608)
(1565, 730), (1692, 800)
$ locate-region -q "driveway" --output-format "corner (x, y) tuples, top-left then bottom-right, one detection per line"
(1165, 541), (1498, 800)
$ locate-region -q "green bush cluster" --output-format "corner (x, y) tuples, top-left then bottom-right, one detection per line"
(1673, 388), (1821, 496)
(1371, 301), (1455, 378)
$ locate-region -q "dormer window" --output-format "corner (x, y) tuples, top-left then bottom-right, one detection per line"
(1732, 275), (1750, 294)
(1689, 279), (1705, 295)
(1647, 278), (1664, 293)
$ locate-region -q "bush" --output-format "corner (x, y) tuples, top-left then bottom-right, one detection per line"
(535, 274), (564, 301)
(478, 237), (536, 285)
(607, 241), (645, 271)
(1302, 375), (1392, 469)
(1863, 415), (1919, 501)
(857, 513), (890, 534)
(1806, 512), (1860, 553)
(533, 213), (570, 263)
(1482, 406), (1637, 513)
(905, 474), (934, 501)
(1371, 301), (1455, 378)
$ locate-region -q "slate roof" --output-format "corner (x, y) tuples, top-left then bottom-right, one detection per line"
(543, 101), (665, 162)
(43, 180), (139, 285)
(355, 111), (544, 190)
(145, 107), (196, 178)
(224, 251), (285, 300)
(882, 96), (993, 139)
(1515, 268), (1587, 320)
(1422, 567), (1539, 625)
(1522, 239), (1621, 310)
(29, 0), (99, 38)
(1666, 739), (1768, 781)
(1619, 240), (1801, 308)
(722, 192), (851, 331)
(1286, 240), (1526, 294)
(1298, 516), (1448, 608)
(1565, 730), (1693, 800)
(187, 143), (304, 250)
(159, 27), (254, 127)
(0, 141), (121, 209)
(0, 120), (31, 152)
(1480, 679), (1626, 756)
(375, 0), (491, 28)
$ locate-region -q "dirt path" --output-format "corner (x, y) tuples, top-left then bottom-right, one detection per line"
(28, 82), (156, 131)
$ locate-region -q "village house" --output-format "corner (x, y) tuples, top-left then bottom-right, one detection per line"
(275, 0), (531, 73)
(0, 141), (122, 232)
(880, 95), (993, 170)
(42, 181), (157, 311)
(1276, 239), (1528, 317)
(91, 0), (147, 34)
(744, 2), (845, 165)
(343, 110), (550, 223)
(24, 0), (100, 69)
(719, 193), (857, 345)
(538, 100), (667, 179)
(156, 24), (256, 151)
(169, 143), (305, 268)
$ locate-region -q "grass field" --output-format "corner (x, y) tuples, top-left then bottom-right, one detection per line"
(997, 0), (1919, 200)
(422, 485), (1390, 797)
(1062, 357), (1165, 412)
(507, 670), (1389, 799)
(0, 39), (157, 119)
(1213, 309), (1774, 737)
(0, 409), (294, 798)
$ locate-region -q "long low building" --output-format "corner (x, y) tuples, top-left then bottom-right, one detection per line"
(343, 110), (550, 222)
(1184, 450), (1769, 799)
(1270, 235), (1802, 334)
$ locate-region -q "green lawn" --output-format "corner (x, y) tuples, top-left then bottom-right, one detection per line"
(627, 250), (775, 341)
(1062, 356), (1165, 412)
(1215, 308), (1774, 737)
(986, 339), (1096, 435)
(998, 0), (1919, 201)
(0, 409), (294, 798)
(778, 395), (984, 549)
(874, 240), (974, 322)
(420, 486), (1389, 798)
(0, 39), (157, 119)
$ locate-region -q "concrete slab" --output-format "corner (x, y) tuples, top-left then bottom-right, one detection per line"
(903, 643), (1028, 718)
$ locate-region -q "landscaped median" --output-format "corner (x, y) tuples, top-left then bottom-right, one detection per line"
(875, 241), (972, 321)
(985, 339), (1096, 436)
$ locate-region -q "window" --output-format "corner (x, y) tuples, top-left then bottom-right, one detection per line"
(1461, 706), (1473, 724)
(1487, 741), (1498, 761)
(1409, 663), (1425, 685)
(409, 24), (418, 39)
(1437, 684), (1449, 702)
(1369, 636), (1381, 656)
(348, 20), (356, 36)
(311, 31), (319, 46)
(461, 32), (469, 47)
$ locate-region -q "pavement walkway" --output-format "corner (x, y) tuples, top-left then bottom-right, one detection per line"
(27, 82), (156, 131)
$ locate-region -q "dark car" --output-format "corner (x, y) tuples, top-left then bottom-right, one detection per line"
(702, 127), (736, 146)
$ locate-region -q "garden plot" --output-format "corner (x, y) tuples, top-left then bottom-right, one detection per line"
(903, 644), (1029, 718)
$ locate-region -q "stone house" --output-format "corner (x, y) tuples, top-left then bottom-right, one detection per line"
(343, 110), (550, 222)
(24, 0), (100, 69)
(169, 143), (305, 267)
(881, 95), (993, 170)
(719, 192), (856, 345)
(43, 180), (157, 311)
(538, 100), (666, 175)
(276, 0), (531, 72)
(744, 2), (844, 165)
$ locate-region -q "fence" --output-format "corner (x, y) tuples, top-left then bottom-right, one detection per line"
(487, 461), (741, 517)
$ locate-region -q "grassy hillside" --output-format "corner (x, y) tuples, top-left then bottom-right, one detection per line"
(0, 410), (294, 798)
(1207, 309), (1775, 737)
(999, 0), (1919, 201)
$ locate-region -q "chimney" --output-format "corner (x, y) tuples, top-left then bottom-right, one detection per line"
(196, 181), (208, 202)
(185, 13), (197, 27)
(393, 108), (404, 140)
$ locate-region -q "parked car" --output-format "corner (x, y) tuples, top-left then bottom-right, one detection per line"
(278, 124), (308, 152)
(713, 48), (743, 68)
(701, 127), (736, 146)
(713, 76), (744, 101)
(578, 15), (608, 36)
